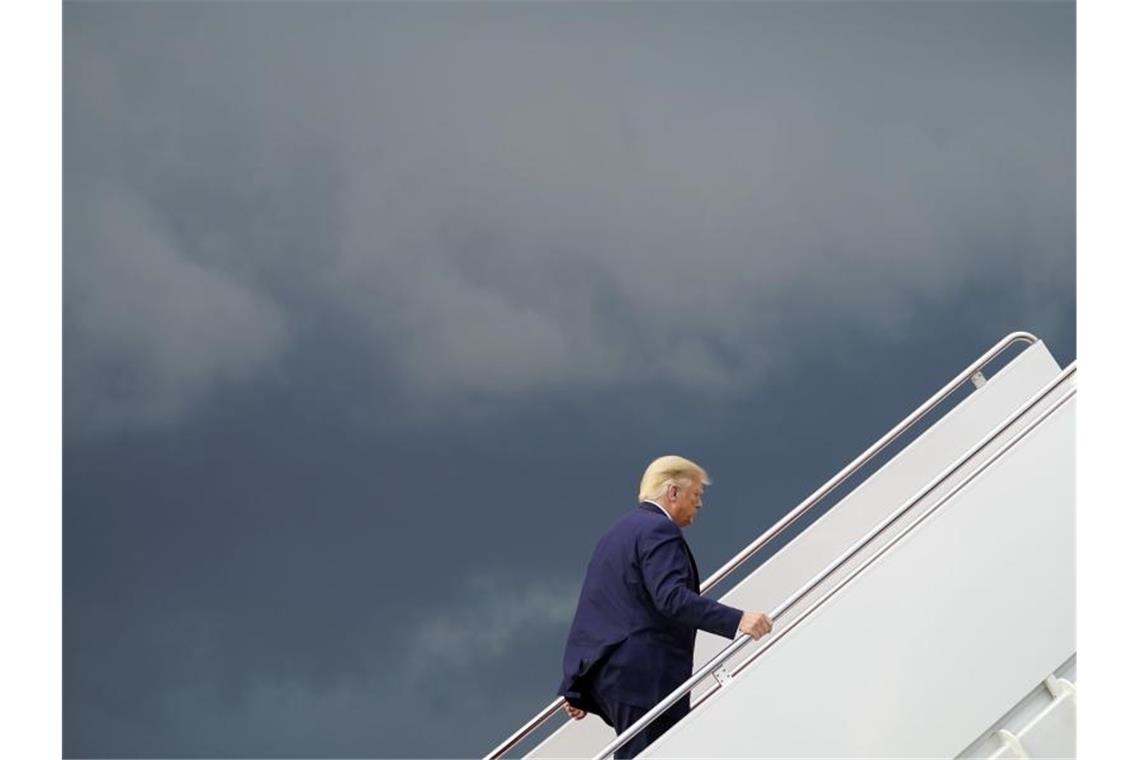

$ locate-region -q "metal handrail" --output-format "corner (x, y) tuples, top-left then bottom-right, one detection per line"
(484, 698), (567, 760)
(483, 331), (1038, 759)
(699, 330), (1038, 596)
(593, 363), (1076, 760)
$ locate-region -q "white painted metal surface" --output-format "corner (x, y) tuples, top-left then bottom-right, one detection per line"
(526, 341), (1069, 759)
(644, 395), (1075, 757)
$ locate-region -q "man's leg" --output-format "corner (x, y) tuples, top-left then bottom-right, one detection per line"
(606, 702), (680, 759)
(587, 681), (681, 759)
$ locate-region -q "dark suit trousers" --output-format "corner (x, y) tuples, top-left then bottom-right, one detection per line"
(589, 682), (682, 759)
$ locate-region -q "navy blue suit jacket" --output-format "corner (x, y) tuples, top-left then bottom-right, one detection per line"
(557, 502), (743, 721)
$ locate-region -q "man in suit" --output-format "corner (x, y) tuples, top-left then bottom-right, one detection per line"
(557, 455), (773, 758)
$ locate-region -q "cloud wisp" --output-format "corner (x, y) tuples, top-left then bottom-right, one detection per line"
(64, 184), (288, 436)
(405, 572), (580, 674)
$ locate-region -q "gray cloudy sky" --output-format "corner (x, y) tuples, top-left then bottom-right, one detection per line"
(63, 2), (1074, 757)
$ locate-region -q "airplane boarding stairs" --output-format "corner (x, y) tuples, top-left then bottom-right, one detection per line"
(486, 333), (1076, 759)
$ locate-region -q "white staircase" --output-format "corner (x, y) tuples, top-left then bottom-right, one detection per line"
(489, 334), (1076, 759)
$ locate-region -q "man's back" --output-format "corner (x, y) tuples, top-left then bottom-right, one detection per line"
(558, 503), (742, 715)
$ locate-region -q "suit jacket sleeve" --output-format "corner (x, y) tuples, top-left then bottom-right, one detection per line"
(639, 519), (744, 639)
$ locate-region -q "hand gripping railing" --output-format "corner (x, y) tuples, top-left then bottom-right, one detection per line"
(483, 331), (1038, 759)
(593, 362), (1076, 760)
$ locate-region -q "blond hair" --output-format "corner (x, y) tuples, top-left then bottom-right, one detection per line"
(638, 455), (711, 502)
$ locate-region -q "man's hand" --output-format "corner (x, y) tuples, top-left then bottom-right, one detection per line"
(563, 703), (586, 720)
(738, 610), (773, 640)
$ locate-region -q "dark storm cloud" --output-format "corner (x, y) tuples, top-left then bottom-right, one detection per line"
(65, 1), (1073, 435)
(64, 2), (1074, 757)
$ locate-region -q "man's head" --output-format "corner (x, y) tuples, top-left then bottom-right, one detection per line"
(638, 455), (711, 528)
